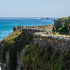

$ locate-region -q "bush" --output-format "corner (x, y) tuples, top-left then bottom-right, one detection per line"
(58, 25), (69, 33)
(55, 17), (70, 33)
(22, 44), (70, 70)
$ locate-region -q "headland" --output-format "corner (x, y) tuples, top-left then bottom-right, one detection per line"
(0, 17), (70, 70)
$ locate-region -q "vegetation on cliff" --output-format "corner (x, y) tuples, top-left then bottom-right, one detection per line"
(22, 43), (70, 70)
(0, 30), (32, 70)
(0, 31), (21, 70)
(0, 25), (70, 70)
(55, 17), (70, 34)
(58, 17), (69, 20)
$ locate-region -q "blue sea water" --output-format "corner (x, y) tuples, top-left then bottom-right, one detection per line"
(0, 17), (56, 41)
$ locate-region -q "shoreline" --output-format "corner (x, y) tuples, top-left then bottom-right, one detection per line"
(0, 23), (70, 70)
(1, 23), (70, 42)
(0, 24), (53, 41)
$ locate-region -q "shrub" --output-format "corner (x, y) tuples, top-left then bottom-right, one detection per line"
(55, 17), (70, 33)
(58, 25), (69, 33)
(22, 44), (70, 70)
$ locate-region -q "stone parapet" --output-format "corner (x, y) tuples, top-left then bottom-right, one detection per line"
(33, 32), (70, 51)
(13, 25), (70, 51)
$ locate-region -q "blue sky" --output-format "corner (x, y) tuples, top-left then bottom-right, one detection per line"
(0, 0), (70, 17)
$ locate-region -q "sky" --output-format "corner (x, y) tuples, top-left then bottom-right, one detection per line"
(0, 0), (70, 17)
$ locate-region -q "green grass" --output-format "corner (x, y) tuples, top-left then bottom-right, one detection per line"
(56, 32), (70, 37)
(2, 31), (21, 41)
(56, 32), (69, 35)
(58, 17), (69, 20)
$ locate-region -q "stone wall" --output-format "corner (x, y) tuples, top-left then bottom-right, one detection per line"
(13, 26), (23, 31)
(13, 26), (70, 51)
(13, 24), (53, 32)
(21, 28), (70, 51)
(33, 34), (70, 51)
(22, 28), (49, 35)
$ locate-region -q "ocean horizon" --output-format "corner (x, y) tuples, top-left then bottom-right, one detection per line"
(0, 17), (56, 41)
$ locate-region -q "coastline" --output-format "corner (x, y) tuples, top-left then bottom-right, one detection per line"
(0, 24), (70, 70)
(0, 24), (53, 41)
(0, 17), (54, 41)
(1, 23), (70, 42)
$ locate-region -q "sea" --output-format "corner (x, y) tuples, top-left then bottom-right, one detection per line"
(0, 17), (56, 41)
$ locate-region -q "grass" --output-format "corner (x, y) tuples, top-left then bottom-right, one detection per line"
(56, 32), (70, 37)
(2, 31), (21, 41)
(1, 30), (22, 45)
(45, 27), (70, 37)
(58, 17), (69, 20)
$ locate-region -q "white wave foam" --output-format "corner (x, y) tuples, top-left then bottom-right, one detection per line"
(37, 18), (41, 19)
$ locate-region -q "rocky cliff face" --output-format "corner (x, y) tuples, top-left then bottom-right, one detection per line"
(33, 34), (70, 51)
(21, 27), (70, 51)
(0, 25), (70, 70)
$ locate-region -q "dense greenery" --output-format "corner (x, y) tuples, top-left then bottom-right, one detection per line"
(0, 30), (33, 70)
(0, 31), (21, 70)
(55, 17), (70, 33)
(22, 43), (70, 70)
(58, 23), (70, 33)
(58, 17), (69, 20)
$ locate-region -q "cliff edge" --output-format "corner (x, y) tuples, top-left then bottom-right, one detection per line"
(0, 24), (70, 70)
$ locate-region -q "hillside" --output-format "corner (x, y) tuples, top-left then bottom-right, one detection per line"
(0, 24), (70, 70)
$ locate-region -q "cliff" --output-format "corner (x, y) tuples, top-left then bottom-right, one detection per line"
(0, 24), (70, 70)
